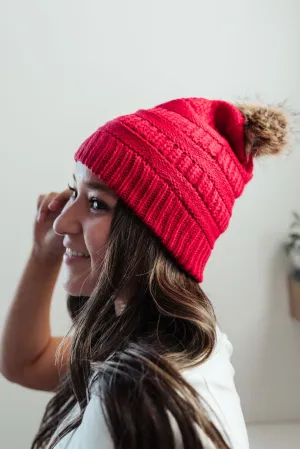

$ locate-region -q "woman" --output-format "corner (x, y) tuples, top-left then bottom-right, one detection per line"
(0, 97), (288, 449)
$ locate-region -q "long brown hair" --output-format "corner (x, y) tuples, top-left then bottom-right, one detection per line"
(32, 198), (231, 449)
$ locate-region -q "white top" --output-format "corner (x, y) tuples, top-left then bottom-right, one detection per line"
(50, 327), (249, 449)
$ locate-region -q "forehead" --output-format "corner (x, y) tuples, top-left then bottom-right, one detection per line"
(74, 161), (118, 199)
(75, 161), (101, 182)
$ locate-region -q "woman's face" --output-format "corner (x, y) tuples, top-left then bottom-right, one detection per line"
(53, 161), (118, 297)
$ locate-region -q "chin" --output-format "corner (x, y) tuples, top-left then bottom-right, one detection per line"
(62, 267), (97, 296)
(63, 282), (94, 297)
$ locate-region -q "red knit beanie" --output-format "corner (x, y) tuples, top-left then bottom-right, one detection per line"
(75, 97), (288, 282)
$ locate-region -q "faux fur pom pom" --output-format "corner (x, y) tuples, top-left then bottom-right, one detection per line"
(237, 103), (289, 157)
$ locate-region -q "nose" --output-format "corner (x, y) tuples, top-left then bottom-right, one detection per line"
(53, 200), (82, 236)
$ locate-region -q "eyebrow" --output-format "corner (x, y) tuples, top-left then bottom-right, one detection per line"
(73, 174), (117, 198)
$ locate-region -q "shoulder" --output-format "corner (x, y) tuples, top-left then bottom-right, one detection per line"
(183, 325), (235, 384)
(181, 326), (249, 449)
(53, 326), (249, 449)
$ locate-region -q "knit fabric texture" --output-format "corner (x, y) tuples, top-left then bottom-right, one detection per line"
(75, 97), (254, 283)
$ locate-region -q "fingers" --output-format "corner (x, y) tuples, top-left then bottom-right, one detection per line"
(37, 194), (45, 211)
(37, 193), (57, 222)
(36, 189), (72, 223)
(48, 189), (72, 212)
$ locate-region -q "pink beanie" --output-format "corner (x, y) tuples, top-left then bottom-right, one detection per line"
(75, 97), (288, 282)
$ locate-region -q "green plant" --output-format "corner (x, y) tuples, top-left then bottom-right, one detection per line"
(285, 211), (300, 255)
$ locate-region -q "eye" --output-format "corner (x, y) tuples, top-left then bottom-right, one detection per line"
(67, 184), (109, 212)
(68, 183), (77, 198)
(89, 197), (109, 212)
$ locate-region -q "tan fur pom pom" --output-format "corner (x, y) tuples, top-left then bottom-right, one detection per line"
(237, 103), (289, 157)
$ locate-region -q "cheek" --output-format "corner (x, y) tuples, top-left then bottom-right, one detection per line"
(85, 217), (112, 262)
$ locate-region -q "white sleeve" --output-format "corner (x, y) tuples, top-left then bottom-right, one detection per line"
(53, 396), (114, 449)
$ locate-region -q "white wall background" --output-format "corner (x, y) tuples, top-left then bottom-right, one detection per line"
(0, 0), (300, 447)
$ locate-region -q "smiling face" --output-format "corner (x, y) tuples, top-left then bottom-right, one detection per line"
(53, 161), (118, 297)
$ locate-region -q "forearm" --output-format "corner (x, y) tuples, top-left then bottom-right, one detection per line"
(0, 250), (62, 380)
